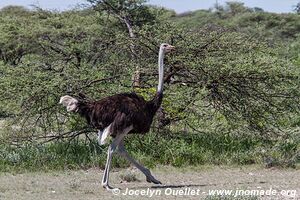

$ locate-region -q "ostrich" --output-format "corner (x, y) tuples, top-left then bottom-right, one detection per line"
(59, 43), (175, 190)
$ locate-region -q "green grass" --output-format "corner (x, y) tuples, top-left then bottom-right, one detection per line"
(0, 131), (298, 172)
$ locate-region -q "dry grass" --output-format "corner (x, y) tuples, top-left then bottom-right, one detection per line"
(0, 166), (298, 200)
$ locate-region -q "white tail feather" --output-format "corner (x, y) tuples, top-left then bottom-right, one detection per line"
(59, 95), (78, 112)
(97, 125), (111, 145)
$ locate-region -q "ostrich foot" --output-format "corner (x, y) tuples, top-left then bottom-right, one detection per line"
(146, 176), (162, 184)
(102, 184), (120, 192)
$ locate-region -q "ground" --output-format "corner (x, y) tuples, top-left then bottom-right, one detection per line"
(0, 166), (298, 200)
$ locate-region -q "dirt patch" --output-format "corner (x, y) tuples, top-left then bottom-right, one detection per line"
(0, 166), (298, 200)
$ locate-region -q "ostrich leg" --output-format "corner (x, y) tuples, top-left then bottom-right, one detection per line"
(101, 126), (133, 190)
(118, 140), (162, 184)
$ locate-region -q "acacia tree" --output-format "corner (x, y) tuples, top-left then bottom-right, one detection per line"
(87, 0), (156, 86)
(134, 24), (300, 134)
(1, 4), (300, 145)
(0, 6), (40, 65)
(295, 2), (300, 13)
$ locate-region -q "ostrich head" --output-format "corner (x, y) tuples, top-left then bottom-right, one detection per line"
(160, 43), (175, 53)
(59, 95), (79, 112)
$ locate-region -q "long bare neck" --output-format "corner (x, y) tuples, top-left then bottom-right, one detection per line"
(157, 47), (164, 94)
(147, 47), (164, 114)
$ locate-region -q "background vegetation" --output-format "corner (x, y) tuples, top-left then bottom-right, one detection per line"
(0, 0), (299, 171)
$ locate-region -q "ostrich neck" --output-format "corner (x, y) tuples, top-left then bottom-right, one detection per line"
(157, 48), (164, 94)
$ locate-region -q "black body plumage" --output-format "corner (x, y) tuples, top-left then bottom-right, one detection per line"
(76, 92), (163, 137)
